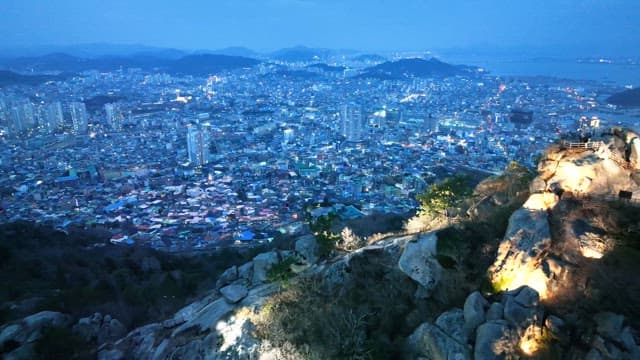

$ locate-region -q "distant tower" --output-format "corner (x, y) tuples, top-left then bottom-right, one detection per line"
(104, 103), (123, 131)
(187, 124), (210, 166)
(44, 102), (64, 133)
(70, 102), (88, 134)
(340, 104), (365, 142)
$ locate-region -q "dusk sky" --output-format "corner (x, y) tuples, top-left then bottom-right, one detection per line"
(2, 0), (640, 55)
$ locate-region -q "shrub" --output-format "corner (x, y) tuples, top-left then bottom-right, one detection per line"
(34, 326), (92, 359)
(309, 214), (340, 258)
(267, 256), (297, 283)
(337, 227), (366, 252)
(416, 175), (473, 216)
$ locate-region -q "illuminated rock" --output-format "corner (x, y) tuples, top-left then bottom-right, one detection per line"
(490, 197), (554, 298)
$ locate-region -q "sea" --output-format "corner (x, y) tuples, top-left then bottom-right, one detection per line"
(442, 56), (640, 88)
(441, 55), (640, 128)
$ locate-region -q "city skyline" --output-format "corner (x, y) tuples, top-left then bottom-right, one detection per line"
(2, 0), (640, 56)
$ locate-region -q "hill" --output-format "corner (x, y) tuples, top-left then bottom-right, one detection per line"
(607, 87), (640, 106)
(0, 70), (71, 87)
(351, 53), (387, 63)
(358, 57), (476, 79)
(305, 63), (346, 73)
(199, 46), (260, 58)
(270, 46), (333, 62)
(0, 53), (260, 76)
(167, 54), (259, 76)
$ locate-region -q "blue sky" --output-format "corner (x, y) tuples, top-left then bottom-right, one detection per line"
(1, 0), (639, 55)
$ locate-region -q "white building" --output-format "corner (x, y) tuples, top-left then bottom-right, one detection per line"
(44, 102), (64, 133)
(341, 104), (365, 142)
(70, 102), (88, 134)
(104, 103), (124, 131)
(187, 124), (211, 166)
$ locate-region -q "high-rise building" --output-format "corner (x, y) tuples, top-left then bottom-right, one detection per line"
(104, 103), (124, 131)
(341, 104), (365, 142)
(282, 128), (294, 147)
(9, 101), (36, 135)
(70, 102), (88, 134)
(187, 124), (210, 166)
(44, 102), (64, 133)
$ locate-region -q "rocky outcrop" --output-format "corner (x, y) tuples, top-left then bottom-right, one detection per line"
(72, 313), (126, 344)
(92, 247), (299, 359)
(585, 312), (640, 360)
(0, 311), (72, 359)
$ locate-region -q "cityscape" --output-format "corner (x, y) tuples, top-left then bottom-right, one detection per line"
(0, 51), (637, 252)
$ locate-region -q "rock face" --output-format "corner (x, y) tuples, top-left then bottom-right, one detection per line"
(398, 232), (442, 298)
(489, 193), (557, 298)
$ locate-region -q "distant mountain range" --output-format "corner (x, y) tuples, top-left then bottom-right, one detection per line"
(0, 44), (476, 82)
(197, 47), (260, 58)
(358, 57), (477, 79)
(607, 88), (640, 107)
(0, 53), (260, 76)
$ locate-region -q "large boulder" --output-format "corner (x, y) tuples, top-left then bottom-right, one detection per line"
(463, 291), (489, 332)
(503, 295), (539, 331)
(406, 322), (471, 360)
(216, 265), (238, 289)
(98, 318), (126, 344)
(398, 232), (441, 297)
(295, 234), (319, 264)
(3, 311), (73, 345)
(474, 320), (519, 360)
(220, 284), (249, 304)
(72, 313), (102, 342)
(22, 311), (71, 331)
(486, 303), (504, 321)
(593, 312), (625, 341)
(252, 251), (280, 285)
(435, 308), (469, 345)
